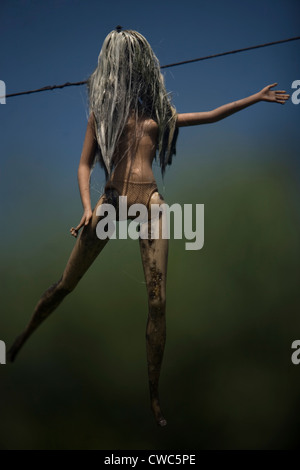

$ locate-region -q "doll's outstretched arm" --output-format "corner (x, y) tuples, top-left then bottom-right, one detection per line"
(176, 83), (290, 127)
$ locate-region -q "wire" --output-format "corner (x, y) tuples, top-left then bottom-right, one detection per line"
(160, 35), (300, 69)
(4, 35), (300, 99)
(5, 80), (87, 99)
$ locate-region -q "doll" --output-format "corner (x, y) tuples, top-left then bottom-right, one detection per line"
(8, 27), (289, 427)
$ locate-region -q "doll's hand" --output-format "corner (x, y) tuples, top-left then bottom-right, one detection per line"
(70, 208), (93, 238)
(259, 83), (290, 104)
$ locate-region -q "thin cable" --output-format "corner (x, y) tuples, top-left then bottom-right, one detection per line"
(160, 35), (300, 69)
(5, 80), (87, 98)
(4, 35), (300, 99)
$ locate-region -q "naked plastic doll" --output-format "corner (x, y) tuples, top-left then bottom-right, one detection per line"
(8, 28), (289, 427)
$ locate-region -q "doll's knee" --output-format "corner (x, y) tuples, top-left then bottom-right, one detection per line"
(148, 296), (166, 315)
(149, 191), (165, 207)
(58, 275), (76, 293)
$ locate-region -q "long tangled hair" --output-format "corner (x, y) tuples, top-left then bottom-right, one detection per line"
(87, 29), (178, 179)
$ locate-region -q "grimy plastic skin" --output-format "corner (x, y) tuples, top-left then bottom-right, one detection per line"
(8, 30), (289, 427)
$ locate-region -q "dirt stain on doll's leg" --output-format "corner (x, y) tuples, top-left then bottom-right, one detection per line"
(139, 207), (168, 426)
(149, 264), (163, 302)
(8, 276), (70, 362)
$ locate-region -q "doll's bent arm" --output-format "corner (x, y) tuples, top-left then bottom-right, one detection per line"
(78, 113), (97, 209)
(70, 113), (97, 238)
(176, 83), (290, 127)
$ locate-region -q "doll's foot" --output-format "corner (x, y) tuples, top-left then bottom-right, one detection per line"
(7, 333), (26, 363)
(7, 346), (17, 363)
(7, 343), (19, 363)
(158, 417), (167, 427)
(151, 399), (167, 427)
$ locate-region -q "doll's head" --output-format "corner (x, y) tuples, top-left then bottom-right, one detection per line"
(88, 28), (178, 178)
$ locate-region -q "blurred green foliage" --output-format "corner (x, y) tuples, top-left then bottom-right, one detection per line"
(1, 147), (300, 449)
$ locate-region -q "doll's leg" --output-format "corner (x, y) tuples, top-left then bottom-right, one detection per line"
(139, 192), (168, 427)
(8, 194), (110, 362)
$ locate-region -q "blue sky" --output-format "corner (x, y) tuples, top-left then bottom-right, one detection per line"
(0, 0), (299, 235)
(1, 1), (299, 151)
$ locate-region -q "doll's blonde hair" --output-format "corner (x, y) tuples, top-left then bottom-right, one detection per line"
(87, 29), (178, 179)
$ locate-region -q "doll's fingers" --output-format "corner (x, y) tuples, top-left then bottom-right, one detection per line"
(70, 228), (78, 238)
(75, 222), (84, 231)
(71, 224), (81, 233)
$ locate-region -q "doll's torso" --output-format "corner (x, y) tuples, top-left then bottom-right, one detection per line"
(104, 114), (160, 210)
(110, 113), (158, 182)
